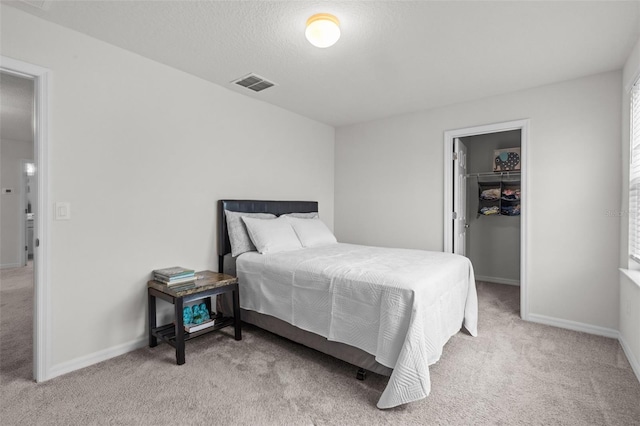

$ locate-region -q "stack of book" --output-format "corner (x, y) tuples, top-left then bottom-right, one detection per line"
(152, 266), (196, 288)
(184, 319), (216, 333)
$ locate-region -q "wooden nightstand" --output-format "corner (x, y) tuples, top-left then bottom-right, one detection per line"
(147, 271), (241, 365)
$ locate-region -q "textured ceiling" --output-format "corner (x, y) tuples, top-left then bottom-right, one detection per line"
(0, 72), (34, 142)
(4, 0), (640, 127)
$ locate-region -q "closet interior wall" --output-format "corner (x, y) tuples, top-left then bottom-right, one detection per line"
(463, 130), (521, 285)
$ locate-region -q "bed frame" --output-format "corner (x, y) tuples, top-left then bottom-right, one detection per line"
(217, 199), (392, 378)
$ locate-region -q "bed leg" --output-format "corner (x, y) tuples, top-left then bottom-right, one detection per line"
(356, 368), (367, 381)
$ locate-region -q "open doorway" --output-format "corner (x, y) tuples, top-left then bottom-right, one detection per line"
(1, 71), (36, 381)
(443, 120), (529, 320)
(1, 56), (51, 382)
(462, 130), (521, 286)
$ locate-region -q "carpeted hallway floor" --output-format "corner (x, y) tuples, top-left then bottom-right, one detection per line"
(1, 264), (639, 425)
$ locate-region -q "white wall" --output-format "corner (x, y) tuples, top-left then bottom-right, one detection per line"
(0, 138), (34, 267)
(335, 71), (622, 331)
(0, 6), (334, 372)
(620, 271), (640, 381)
(619, 36), (640, 382)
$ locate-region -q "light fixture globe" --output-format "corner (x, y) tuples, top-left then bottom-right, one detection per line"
(305, 13), (340, 48)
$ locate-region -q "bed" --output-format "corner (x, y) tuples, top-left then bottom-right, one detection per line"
(217, 200), (478, 409)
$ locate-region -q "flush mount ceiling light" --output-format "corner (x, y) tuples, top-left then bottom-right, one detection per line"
(305, 13), (340, 48)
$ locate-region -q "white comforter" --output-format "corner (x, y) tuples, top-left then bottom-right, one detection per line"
(237, 243), (478, 408)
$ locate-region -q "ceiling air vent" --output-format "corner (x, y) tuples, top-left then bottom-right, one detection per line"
(231, 73), (276, 93)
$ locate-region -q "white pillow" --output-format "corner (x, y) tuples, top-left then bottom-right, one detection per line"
(280, 212), (319, 219)
(284, 217), (337, 248)
(242, 216), (303, 254)
(225, 210), (276, 257)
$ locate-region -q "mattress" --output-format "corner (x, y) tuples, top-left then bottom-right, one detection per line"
(236, 243), (478, 408)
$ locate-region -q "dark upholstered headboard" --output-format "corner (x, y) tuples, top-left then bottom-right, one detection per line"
(218, 200), (318, 272)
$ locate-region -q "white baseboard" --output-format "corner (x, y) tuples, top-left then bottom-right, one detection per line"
(1, 262), (22, 269)
(527, 313), (619, 339)
(619, 334), (640, 385)
(46, 337), (147, 381)
(39, 318), (640, 390)
(475, 275), (520, 286)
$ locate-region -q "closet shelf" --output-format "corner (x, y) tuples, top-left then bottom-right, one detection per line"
(477, 180), (521, 217)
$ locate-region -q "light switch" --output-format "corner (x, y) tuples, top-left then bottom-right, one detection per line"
(55, 202), (71, 220)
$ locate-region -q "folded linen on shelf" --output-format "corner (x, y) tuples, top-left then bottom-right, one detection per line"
(480, 188), (501, 200)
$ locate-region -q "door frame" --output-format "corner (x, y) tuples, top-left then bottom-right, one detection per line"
(443, 119), (530, 320)
(1, 55), (52, 382)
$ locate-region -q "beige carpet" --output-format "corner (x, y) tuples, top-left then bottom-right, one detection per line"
(0, 261), (33, 386)
(1, 265), (639, 425)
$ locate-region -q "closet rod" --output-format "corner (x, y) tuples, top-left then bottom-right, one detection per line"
(465, 171), (521, 178)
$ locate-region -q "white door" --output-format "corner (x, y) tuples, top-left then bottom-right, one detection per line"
(453, 138), (468, 256)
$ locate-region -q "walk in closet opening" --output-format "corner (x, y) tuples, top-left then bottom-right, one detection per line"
(462, 130), (522, 287)
(444, 119), (528, 319)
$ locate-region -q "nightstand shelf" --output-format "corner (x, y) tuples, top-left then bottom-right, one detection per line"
(147, 271), (241, 365)
(151, 316), (235, 343)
